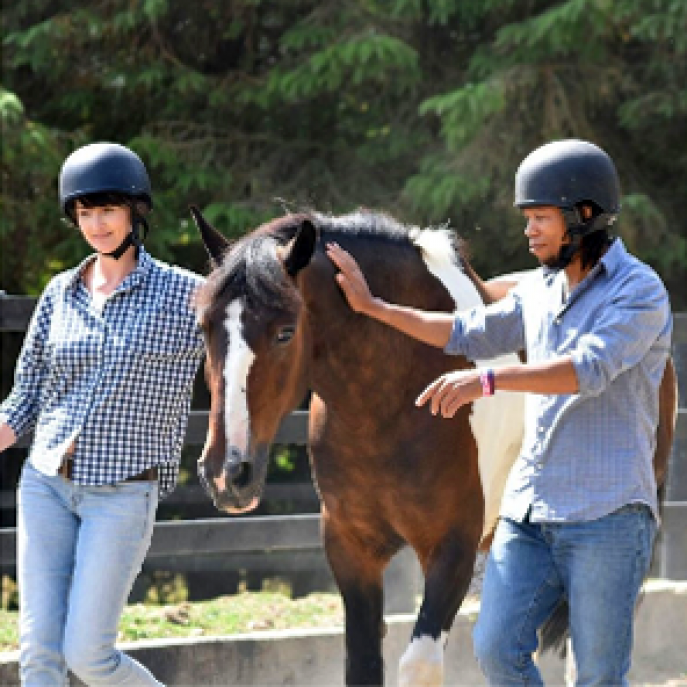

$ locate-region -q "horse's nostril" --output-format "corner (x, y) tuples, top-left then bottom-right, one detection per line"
(227, 461), (252, 489)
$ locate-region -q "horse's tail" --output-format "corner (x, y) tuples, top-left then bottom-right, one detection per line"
(653, 356), (678, 496)
(539, 600), (570, 656)
(539, 356), (678, 657)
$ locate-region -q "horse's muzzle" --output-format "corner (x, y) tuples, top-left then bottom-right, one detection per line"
(226, 447), (253, 487)
(198, 444), (268, 514)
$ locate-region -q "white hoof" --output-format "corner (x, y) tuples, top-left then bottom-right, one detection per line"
(398, 635), (445, 687)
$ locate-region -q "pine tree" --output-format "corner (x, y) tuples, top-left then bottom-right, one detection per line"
(2, 0), (685, 303)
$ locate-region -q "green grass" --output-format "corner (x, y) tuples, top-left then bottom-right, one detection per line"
(0, 611), (16, 652)
(0, 592), (344, 653)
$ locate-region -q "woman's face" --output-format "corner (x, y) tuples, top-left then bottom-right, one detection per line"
(74, 201), (131, 254)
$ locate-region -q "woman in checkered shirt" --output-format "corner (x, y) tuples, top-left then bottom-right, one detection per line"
(0, 143), (205, 686)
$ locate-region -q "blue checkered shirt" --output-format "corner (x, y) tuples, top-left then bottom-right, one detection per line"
(445, 238), (672, 523)
(0, 248), (205, 497)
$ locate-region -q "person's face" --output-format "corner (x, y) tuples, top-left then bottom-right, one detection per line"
(522, 206), (568, 267)
(74, 201), (131, 254)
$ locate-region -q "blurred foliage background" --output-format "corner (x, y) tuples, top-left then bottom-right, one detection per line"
(1, 0), (686, 305)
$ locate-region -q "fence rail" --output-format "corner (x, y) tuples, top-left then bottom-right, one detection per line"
(0, 514), (323, 567)
(1, 296), (686, 590)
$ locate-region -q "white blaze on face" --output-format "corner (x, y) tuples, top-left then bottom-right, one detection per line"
(223, 300), (256, 457)
(398, 634), (446, 687)
(412, 228), (525, 540)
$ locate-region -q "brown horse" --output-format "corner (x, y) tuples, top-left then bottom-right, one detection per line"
(191, 206), (526, 686)
(190, 206), (678, 685)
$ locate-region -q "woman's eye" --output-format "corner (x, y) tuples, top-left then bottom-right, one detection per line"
(276, 325), (296, 344)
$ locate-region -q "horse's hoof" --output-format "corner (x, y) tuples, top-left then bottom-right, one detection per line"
(399, 636), (444, 687)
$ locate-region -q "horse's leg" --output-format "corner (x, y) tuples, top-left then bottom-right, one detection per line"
(324, 517), (386, 686)
(399, 532), (479, 687)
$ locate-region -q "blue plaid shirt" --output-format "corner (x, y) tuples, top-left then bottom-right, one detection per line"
(0, 248), (205, 497)
(445, 238), (672, 522)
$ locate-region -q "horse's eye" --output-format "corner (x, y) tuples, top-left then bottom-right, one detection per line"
(276, 325), (296, 345)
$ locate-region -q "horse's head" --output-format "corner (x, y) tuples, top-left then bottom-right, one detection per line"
(190, 206), (317, 513)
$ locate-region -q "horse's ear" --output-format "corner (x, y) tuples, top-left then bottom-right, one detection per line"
(189, 205), (230, 266)
(280, 219), (318, 277)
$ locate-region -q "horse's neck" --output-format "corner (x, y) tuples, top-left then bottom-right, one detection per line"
(300, 243), (460, 416)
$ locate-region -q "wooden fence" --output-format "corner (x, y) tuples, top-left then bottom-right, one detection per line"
(1, 296), (686, 605)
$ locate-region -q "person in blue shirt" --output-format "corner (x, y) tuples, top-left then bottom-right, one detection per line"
(327, 139), (672, 686)
(0, 143), (205, 686)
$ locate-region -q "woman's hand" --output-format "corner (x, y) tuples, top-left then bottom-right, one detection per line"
(326, 242), (376, 315)
(416, 370), (483, 418)
(0, 422), (17, 453)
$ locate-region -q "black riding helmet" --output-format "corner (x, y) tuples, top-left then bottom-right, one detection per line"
(59, 142), (152, 259)
(514, 139), (620, 267)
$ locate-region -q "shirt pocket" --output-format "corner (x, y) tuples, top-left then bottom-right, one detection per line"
(131, 308), (202, 361)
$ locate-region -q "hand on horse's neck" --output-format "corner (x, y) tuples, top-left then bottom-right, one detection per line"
(84, 249), (137, 309)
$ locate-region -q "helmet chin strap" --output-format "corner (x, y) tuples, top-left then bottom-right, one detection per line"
(103, 232), (135, 260)
(552, 208), (615, 269)
(101, 214), (148, 260)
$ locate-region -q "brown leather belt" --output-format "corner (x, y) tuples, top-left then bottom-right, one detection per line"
(58, 459), (158, 482)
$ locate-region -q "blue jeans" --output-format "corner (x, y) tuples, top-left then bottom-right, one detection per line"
(473, 504), (656, 686)
(17, 461), (163, 686)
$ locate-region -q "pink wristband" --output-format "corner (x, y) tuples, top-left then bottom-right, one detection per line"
(479, 368), (495, 396)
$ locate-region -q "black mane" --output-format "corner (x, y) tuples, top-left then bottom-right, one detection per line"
(195, 209), (464, 318)
(195, 232), (296, 320)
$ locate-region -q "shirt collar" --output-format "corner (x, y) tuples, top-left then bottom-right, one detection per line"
(541, 235), (625, 281)
(597, 236), (625, 278)
(67, 246), (154, 293)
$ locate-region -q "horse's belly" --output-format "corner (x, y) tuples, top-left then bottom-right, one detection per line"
(470, 353), (525, 540)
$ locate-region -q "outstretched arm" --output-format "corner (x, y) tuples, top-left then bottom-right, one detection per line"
(416, 357), (579, 418)
(326, 242), (455, 349)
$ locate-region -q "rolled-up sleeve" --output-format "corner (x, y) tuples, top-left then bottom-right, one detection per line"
(570, 275), (671, 398)
(0, 282), (56, 436)
(444, 292), (525, 360)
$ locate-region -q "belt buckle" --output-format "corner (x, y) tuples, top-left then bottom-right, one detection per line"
(124, 466), (158, 482)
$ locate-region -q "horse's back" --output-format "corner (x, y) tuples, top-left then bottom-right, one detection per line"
(655, 356), (678, 490)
